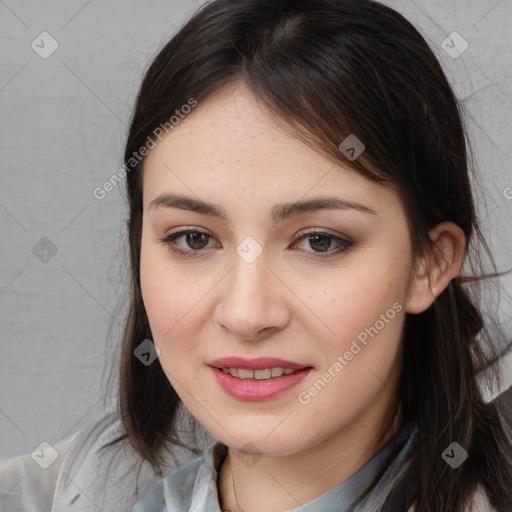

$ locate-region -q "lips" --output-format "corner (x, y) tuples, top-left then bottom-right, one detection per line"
(208, 356), (311, 371)
(208, 357), (314, 399)
(209, 365), (313, 400)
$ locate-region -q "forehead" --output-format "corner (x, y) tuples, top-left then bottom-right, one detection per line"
(144, 82), (322, 173)
(141, 83), (400, 217)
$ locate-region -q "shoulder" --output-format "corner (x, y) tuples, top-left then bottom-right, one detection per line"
(467, 485), (499, 512)
(406, 485), (497, 512)
(1, 411), (211, 512)
(0, 432), (77, 511)
(52, 411), (210, 511)
(50, 411), (154, 511)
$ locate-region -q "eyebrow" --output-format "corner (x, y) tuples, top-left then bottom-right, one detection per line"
(148, 193), (377, 223)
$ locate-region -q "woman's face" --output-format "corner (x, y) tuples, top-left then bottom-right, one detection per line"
(140, 82), (417, 456)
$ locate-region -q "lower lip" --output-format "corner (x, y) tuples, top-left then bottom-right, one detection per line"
(209, 366), (313, 400)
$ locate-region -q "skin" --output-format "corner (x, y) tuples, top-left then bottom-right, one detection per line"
(139, 81), (466, 512)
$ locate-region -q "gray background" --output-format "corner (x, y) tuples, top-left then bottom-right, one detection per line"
(1, 0), (511, 460)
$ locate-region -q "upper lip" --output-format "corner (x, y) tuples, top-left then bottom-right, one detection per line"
(209, 357), (312, 370)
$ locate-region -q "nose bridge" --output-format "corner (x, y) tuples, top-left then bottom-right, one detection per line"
(215, 239), (289, 337)
(228, 234), (270, 292)
(228, 243), (273, 310)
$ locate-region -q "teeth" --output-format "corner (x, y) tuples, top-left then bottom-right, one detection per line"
(254, 368), (272, 379)
(238, 368), (254, 379)
(220, 367), (299, 380)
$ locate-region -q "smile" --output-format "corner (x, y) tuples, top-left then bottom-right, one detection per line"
(209, 366), (313, 400)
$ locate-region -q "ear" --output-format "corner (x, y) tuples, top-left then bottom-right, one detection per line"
(406, 222), (466, 314)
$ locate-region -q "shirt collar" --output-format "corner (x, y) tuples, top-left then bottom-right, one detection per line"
(132, 421), (417, 512)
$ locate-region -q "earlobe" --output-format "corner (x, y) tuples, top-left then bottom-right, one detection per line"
(405, 222), (466, 314)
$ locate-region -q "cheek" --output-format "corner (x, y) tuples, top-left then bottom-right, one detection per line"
(301, 257), (409, 352)
(140, 241), (203, 345)
(292, 272), (405, 425)
(139, 256), (207, 392)
(290, 258), (408, 417)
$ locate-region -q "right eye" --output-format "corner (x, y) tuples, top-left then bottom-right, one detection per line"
(157, 228), (219, 258)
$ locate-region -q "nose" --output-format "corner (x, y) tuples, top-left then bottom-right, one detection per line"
(213, 250), (291, 340)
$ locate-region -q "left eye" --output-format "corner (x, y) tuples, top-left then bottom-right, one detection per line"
(292, 232), (353, 255)
(161, 230), (217, 253)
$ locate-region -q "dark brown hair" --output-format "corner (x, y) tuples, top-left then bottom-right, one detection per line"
(113, 0), (512, 510)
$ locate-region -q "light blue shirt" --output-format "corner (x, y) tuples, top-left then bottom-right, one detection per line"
(132, 421), (417, 512)
(3, 386), (508, 510)
(0, 411), (416, 512)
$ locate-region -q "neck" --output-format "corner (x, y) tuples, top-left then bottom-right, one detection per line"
(217, 394), (402, 512)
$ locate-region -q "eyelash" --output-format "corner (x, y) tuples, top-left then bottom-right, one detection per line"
(156, 228), (354, 260)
